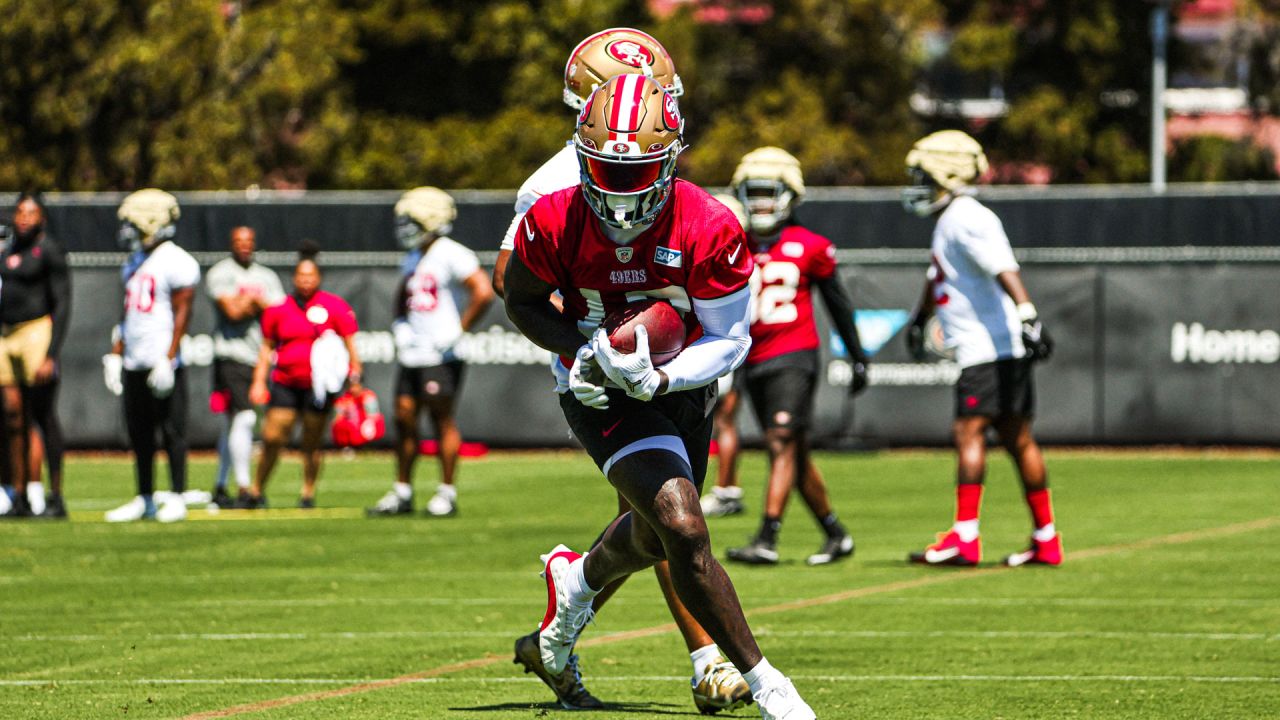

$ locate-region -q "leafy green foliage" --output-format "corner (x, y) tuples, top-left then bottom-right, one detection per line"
(0, 1), (1275, 190)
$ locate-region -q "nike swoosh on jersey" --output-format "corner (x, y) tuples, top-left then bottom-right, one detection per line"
(727, 243), (742, 264)
(524, 222), (535, 243)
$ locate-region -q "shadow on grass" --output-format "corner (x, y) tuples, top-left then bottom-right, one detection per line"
(452, 700), (702, 715)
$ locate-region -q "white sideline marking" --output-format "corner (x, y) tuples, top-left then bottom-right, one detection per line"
(4, 674), (1277, 687)
(7, 629), (1275, 643)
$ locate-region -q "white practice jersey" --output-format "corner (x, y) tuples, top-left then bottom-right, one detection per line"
(395, 237), (481, 368)
(121, 241), (201, 371)
(205, 258), (285, 366)
(499, 143), (579, 252)
(927, 195), (1025, 369)
(500, 142), (579, 389)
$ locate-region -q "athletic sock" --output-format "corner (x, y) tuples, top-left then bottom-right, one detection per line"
(955, 483), (983, 522)
(435, 483), (457, 500)
(712, 485), (743, 501)
(228, 410), (256, 490)
(26, 482), (46, 515)
(742, 657), (784, 696)
(393, 481), (413, 501)
(1033, 523), (1057, 543)
(690, 644), (721, 683)
(0, 486), (12, 514)
(757, 516), (782, 545)
(952, 519), (979, 543)
(1025, 488), (1055, 531)
(818, 512), (846, 539)
(565, 555), (600, 602)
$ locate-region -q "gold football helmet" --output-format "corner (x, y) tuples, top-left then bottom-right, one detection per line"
(563, 28), (683, 110)
(902, 130), (989, 217)
(712, 192), (748, 231)
(731, 147), (805, 236)
(117, 188), (180, 251)
(574, 73), (684, 230)
(394, 186), (456, 249)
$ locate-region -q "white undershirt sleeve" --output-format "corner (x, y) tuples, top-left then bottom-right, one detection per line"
(660, 286), (752, 394)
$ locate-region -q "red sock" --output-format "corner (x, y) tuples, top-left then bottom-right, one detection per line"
(955, 484), (983, 523)
(1025, 488), (1055, 529)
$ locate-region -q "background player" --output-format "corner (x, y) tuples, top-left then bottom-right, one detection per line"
(901, 130), (1061, 567)
(206, 226), (283, 508)
(701, 193), (749, 518)
(505, 74), (816, 720)
(494, 30), (750, 714)
(367, 187), (493, 517)
(0, 193), (70, 518)
(247, 243), (362, 509)
(723, 147), (867, 567)
(104, 189), (198, 523)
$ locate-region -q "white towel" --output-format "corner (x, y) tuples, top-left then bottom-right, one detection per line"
(310, 330), (350, 408)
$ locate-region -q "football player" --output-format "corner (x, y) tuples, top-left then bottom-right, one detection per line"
(367, 187), (494, 517)
(701, 194), (749, 518)
(495, 30), (751, 714)
(900, 130), (1061, 567)
(723, 148), (867, 567)
(504, 74), (816, 720)
(0, 192), (70, 518)
(206, 226), (284, 508)
(104, 189), (200, 523)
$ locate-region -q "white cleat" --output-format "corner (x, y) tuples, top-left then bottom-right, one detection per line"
(105, 496), (151, 523)
(537, 544), (594, 676)
(156, 496), (187, 523)
(424, 484), (457, 516)
(755, 677), (816, 720)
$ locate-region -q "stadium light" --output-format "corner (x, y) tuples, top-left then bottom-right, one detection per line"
(1149, 0), (1174, 193)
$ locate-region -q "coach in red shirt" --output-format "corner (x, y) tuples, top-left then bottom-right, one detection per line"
(245, 242), (362, 509)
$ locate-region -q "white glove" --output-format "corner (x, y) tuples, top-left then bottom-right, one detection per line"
(102, 354), (123, 397)
(569, 345), (609, 410)
(147, 360), (176, 398)
(591, 326), (663, 402)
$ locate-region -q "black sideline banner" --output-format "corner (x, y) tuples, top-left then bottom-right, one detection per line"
(60, 261), (1279, 448)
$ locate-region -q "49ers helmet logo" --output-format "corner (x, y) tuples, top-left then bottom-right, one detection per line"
(606, 40), (655, 68)
(662, 93), (681, 131)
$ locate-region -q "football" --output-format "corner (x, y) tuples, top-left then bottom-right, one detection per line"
(602, 299), (686, 366)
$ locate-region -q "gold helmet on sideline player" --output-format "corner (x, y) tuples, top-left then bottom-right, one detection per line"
(395, 187), (456, 249)
(117, 189), (180, 252)
(563, 28), (683, 110)
(574, 73), (684, 230)
(902, 130), (989, 217)
(731, 146), (805, 236)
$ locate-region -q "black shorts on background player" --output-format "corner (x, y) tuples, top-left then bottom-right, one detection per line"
(213, 360), (255, 413)
(396, 361), (465, 400)
(268, 382), (337, 413)
(955, 357), (1035, 419)
(744, 350), (818, 432)
(559, 385), (716, 489)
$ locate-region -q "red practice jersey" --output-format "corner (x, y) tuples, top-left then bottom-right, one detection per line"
(746, 225), (837, 365)
(516, 179), (754, 365)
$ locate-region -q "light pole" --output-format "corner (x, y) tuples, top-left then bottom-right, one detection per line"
(1150, 0), (1172, 192)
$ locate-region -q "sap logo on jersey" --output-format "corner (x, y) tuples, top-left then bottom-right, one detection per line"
(610, 269), (648, 285)
(654, 246), (682, 268)
(1170, 322), (1280, 364)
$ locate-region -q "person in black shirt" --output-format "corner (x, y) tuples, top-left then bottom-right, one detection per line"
(0, 192), (71, 518)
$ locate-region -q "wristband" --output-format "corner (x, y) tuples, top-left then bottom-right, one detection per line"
(1016, 302), (1038, 322)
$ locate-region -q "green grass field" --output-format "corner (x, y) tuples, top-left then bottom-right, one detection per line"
(1, 449), (1277, 719)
